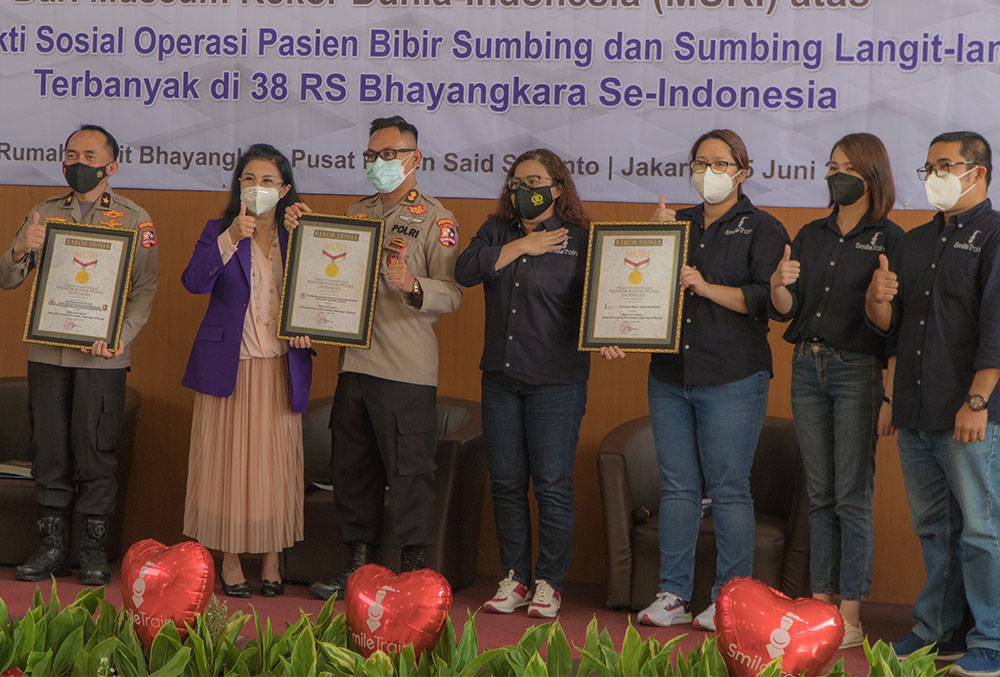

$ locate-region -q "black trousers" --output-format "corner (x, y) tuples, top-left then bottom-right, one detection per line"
(28, 361), (127, 516)
(330, 372), (437, 549)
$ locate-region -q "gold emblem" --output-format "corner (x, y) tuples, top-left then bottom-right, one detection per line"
(76, 270), (89, 284)
(325, 263), (339, 278)
(628, 270), (643, 285)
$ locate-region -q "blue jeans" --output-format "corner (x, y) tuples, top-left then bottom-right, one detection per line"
(898, 425), (1000, 650)
(791, 344), (880, 600)
(481, 372), (587, 591)
(648, 371), (769, 602)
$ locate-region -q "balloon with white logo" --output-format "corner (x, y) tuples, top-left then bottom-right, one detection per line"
(119, 539), (215, 649)
(715, 577), (844, 677)
(345, 563), (453, 658)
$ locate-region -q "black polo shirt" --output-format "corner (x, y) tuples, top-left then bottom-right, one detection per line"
(773, 210), (904, 360)
(650, 195), (789, 387)
(455, 214), (590, 385)
(887, 199), (1000, 431)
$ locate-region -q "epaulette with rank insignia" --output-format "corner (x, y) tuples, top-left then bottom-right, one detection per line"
(403, 188), (419, 204)
(99, 193), (112, 208)
(63, 193), (74, 206)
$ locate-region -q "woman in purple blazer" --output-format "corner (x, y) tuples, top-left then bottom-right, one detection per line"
(181, 144), (313, 598)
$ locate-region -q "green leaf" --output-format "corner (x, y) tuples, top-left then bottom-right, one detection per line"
(617, 619), (642, 676)
(453, 611), (479, 671)
(522, 652), (549, 677)
(149, 646), (192, 677)
(457, 648), (507, 677)
(51, 624), (84, 675)
(363, 650), (395, 677)
(290, 623), (318, 677)
(319, 642), (362, 674)
(574, 647), (610, 677)
(26, 648), (54, 675)
(149, 622), (183, 673)
(545, 621), (572, 677)
(516, 623), (551, 657)
(397, 644), (417, 677)
(433, 615), (456, 666)
(46, 578), (61, 619)
(694, 636), (727, 677)
(13, 609), (36, 666)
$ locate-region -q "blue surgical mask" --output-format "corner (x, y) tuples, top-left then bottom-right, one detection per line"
(366, 155), (413, 194)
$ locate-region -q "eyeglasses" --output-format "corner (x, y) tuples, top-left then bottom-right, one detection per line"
(507, 175), (556, 191)
(239, 176), (284, 188)
(690, 160), (740, 174)
(916, 161), (978, 181)
(362, 148), (416, 163)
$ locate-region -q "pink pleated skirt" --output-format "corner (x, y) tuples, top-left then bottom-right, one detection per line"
(183, 356), (304, 553)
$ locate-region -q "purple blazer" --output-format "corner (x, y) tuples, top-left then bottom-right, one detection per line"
(180, 218), (313, 413)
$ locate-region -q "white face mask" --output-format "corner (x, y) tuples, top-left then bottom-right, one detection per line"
(241, 186), (281, 215)
(693, 169), (742, 204)
(925, 167), (975, 212)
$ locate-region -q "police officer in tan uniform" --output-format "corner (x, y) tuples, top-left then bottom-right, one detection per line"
(286, 116), (462, 599)
(0, 124), (159, 585)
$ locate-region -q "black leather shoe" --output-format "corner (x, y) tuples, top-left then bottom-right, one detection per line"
(79, 516), (111, 586)
(15, 511), (71, 582)
(261, 579), (285, 597)
(220, 571), (251, 598)
(308, 541), (372, 601)
(400, 545), (426, 573)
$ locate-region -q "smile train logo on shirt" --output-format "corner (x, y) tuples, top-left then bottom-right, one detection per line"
(724, 216), (752, 236)
(855, 231), (885, 252)
(954, 229), (982, 253)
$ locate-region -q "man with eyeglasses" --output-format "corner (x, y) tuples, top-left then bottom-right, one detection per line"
(867, 131), (1000, 676)
(0, 124), (159, 586)
(287, 115), (463, 599)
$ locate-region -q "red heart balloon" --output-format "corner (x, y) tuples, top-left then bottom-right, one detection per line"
(120, 539), (215, 648)
(715, 577), (844, 677)
(345, 564), (453, 658)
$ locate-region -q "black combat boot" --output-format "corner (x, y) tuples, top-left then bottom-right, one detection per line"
(14, 509), (71, 581)
(79, 515), (111, 586)
(399, 545), (427, 573)
(308, 541), (372, 600)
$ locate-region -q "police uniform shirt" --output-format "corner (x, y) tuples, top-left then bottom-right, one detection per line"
(0, 190), (160, 369)
(887, 199), (1000, 431)
(342, 185), (463, 388)
(650, 195), (790, 387)
(774, 210), (904, 359)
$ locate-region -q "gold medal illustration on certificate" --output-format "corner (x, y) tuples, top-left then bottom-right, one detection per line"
(625, 256), (649, 285)
(73, 253), (98, 284)
(322, 247), (346, 278)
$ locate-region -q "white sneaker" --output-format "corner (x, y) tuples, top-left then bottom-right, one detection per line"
(693, 603), (716, 631)
(483, 570), (532, 614)
(527, 580), (562, 618)
(639, 592), (692, 627)
(840, 621), (864, 649)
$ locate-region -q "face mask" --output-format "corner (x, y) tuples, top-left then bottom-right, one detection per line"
(827, 172), (866, 206)
(241, 186), (281, 215)
(513, 185), (555, 221)
(693, 169), (741, 204)
(925, 168), (975, 212)
(64, 162), (110, 194)
(366, 155), (413, 194)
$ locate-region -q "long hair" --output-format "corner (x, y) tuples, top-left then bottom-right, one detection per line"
(492, 149), (591, 228)
(689, 129), (750, 198)
(829, 133), (896, 221)
(222, 144), (300, 226)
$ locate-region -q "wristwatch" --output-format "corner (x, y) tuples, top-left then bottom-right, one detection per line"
(967, 394), (988, 411)
(411, 278), (422, 296)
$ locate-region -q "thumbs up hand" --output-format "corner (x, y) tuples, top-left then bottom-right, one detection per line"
(651, 195), (677, 222)
(770, 244), (800, 289)
(867, 253), (898, 304)
(228, 201), (256, 244)
(13, 212), (46, 262)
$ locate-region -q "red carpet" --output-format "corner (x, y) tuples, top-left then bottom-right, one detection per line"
(0, 563), (924, 675)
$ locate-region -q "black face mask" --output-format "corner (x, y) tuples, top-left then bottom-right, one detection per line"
(64, 162), (110, 194)
(513, 185), (555, 221)
(827, 172), (865, 206)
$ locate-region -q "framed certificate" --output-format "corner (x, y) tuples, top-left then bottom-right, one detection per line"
(277, 213), (384, 348)
(24, 220), (137, 351)
(579, 221), (690, 352)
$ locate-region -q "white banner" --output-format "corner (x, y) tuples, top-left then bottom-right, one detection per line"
(2, 0), (1000, 207)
